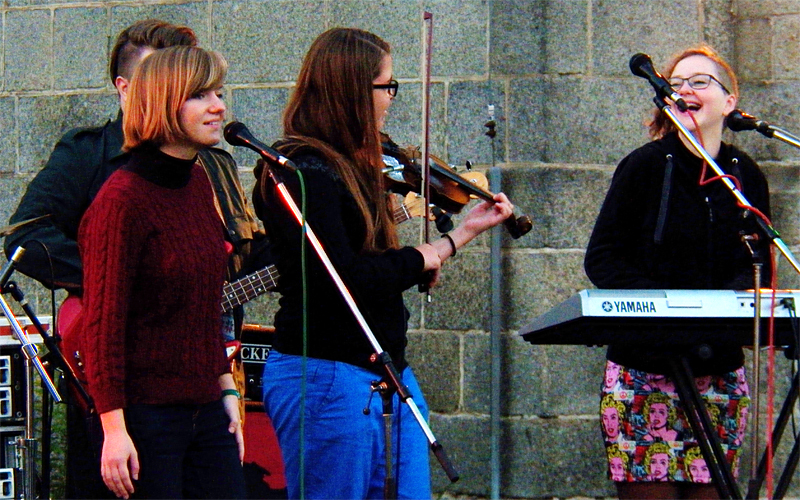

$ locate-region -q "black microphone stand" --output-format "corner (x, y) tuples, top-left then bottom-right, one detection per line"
(729, 111), (800, 499)
(257, 157), (460, 489)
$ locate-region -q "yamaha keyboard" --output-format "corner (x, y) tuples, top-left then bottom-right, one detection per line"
(519, 289), (800, 347)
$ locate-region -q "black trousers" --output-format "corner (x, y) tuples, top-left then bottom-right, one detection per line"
(125, 400), (247, 499)
(65, 398), (114, 499)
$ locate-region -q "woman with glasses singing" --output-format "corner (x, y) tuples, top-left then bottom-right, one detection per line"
(584, 45), (770, 499)
(252, 27), (512, 499)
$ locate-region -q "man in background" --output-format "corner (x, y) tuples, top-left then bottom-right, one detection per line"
(5, 19), (270, 498)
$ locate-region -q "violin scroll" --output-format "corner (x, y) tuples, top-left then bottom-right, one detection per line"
(380, 134), (533, 239)
(506, 214), (533, 239)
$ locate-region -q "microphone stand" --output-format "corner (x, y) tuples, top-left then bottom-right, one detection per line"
(1, 281), (92, 410)
(741, 120), (800, 149)
(653, 97), (800, 499)
(3, 279), (96, 499)
(259, 159), (460, 486)
(657, 99), (800, 274)
(730, 112), (800, 499)
(741, 236), (764, 499)
(0, 248), (61, 500)
(762, 127), (800, 148)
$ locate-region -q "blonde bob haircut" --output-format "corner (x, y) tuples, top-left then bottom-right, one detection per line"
(123, 46), (227, 151)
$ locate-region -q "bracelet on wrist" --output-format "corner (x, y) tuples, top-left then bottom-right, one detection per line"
(221, 389), (241, 400)
(442, 233), (457, 257)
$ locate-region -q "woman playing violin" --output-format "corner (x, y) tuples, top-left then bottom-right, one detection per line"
(252, 27), (512, 499)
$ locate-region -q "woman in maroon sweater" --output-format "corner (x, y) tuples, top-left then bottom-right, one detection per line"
(77, 46), (246, 499)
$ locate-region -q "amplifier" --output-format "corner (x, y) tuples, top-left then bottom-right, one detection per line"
(240, 325), (274, 401)
(0, 427), (22, 499)
(0, 317), (48, 347)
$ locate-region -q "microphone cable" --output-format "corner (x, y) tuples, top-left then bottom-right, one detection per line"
(683, 110), (780, 495)
(297, 168), (308, 500)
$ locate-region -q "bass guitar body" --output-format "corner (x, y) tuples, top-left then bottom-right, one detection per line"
(57, 294), (95, 415)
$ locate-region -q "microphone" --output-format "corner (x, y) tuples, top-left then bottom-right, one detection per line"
(629, 53), (688, 112)
(0, 246), (25, 291)
(223, 122), (296, 170)
(727, 109), (774, 137)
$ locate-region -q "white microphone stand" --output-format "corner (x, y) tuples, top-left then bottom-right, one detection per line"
(258, 158), (459, 487)
(0, 247), (61, 500)
(728, 110), (800, 499)
(659, 102), (800, 274)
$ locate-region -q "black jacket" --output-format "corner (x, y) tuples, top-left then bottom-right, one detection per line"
(5, 113), (270, 294)
(584, 132), (772, 374)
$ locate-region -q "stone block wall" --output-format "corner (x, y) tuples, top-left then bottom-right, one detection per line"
(1, 0), (799, 498)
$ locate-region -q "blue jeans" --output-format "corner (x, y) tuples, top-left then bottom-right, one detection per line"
(262, 352), (431, 499)
(125, 400), (246, 499)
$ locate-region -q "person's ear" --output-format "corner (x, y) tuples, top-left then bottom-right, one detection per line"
(115, 76), (130, 107)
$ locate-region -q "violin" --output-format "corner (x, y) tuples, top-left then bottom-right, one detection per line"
(381, 135), (532, 239)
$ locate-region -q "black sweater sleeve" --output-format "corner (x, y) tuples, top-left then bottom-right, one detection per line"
(584, 146), (665, 289)
(4, 125), (121, 292)
(269, 158), (424, 295)
(253, 154), (424, 370)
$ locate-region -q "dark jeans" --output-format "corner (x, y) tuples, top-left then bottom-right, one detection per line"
(65, 400), (115, 499)
(126, 400), (246, 499)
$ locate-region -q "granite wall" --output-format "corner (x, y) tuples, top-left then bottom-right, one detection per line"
(1, 0), (799, 498)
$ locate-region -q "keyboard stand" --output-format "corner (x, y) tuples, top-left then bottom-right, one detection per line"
(746, 369), (800, 499)
(669, 355), (742, 499)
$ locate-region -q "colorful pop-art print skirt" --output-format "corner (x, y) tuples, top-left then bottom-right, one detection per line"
(600, 361), (749, 483)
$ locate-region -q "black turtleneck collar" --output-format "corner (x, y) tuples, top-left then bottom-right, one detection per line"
(123, 144), (198, 189)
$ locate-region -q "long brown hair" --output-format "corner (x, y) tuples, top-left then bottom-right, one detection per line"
(123, 46), (227, 151)
(648, 44), (739, 139)
(278, 27), (397, 252)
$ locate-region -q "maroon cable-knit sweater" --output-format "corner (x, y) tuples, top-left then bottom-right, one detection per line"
(77, 146), (229, 414)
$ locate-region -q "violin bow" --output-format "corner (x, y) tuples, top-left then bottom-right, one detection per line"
(420, 11), (434, 299)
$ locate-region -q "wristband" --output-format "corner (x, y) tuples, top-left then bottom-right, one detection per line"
(221, 389), (241, 399)
(442, 233), (457, 257)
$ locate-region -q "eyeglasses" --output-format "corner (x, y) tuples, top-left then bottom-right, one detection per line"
(668, 74), (730, 94)
(373, 80), (399, 97)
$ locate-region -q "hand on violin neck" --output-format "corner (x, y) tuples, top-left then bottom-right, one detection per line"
(458, 192), (514, 237)
(414, 192), (513, 272)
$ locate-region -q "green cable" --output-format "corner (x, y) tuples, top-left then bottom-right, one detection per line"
(297, 168), (308, 500)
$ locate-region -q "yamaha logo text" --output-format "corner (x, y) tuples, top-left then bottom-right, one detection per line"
(601, 300), (657, 314)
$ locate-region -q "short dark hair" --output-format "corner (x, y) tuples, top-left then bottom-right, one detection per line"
(109, 19), (197, 84)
